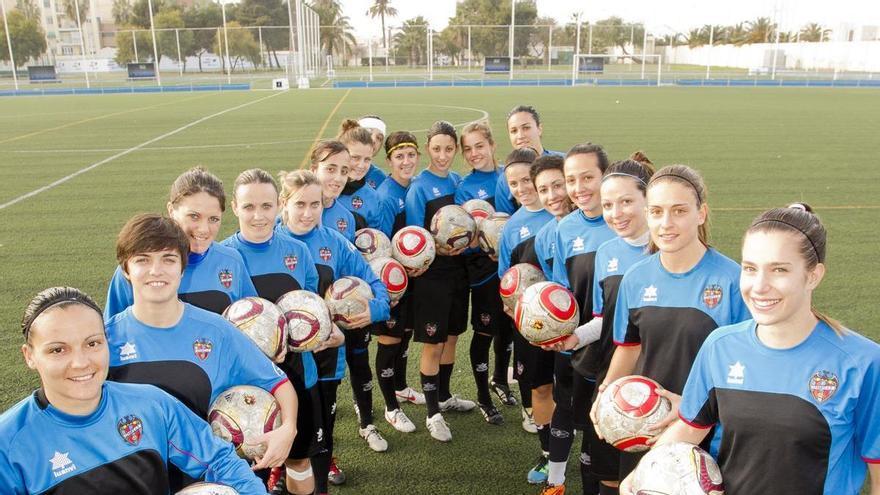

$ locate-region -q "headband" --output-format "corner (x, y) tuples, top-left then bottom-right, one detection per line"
(358, 117), (386, 136)
(22, 297), (100, 339)
(752, 212), (820, 261)
(387, 142), (418, 156)
(656, 173), (702, 202)
(602, 172), (647, 186)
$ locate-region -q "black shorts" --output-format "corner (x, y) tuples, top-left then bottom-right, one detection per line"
(571, 369), (595, 431)
(469, 276), (506, 336)
(412, 270), (469, 344)
(552, 352), (574, 407)
(289, 384), (325, 460)
(342, 326), (371, 351)
(512, 325), (555, 387)
(371, 295), (408, 339)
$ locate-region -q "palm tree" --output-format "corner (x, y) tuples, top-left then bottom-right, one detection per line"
(392, 16), (427, 66)
(112, 0), (132, 25)
(60, 0), (89, 27)
(747, 17), (776, 44)
(727, 22), (749, 46)
(367, 0), (397, 48)
(800, 22), (830, 42)
(310, 0), (356, 65)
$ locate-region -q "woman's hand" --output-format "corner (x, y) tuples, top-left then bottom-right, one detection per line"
(249, 419), (296, 470)
(646, 387), (682, 444)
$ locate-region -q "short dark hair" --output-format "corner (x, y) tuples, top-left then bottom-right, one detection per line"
(21, 287), (102, 342)
(507, 105), (541, 126)
(565, 143), (610, 174)
(426, 120), (458, 146)
(169, 166), (226, 212)
(116, 213), (189, 274)
(505, 148), (538, 168)
(530, 154), (565, 184)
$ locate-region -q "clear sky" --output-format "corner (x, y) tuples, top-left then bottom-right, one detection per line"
(341, 0), (880, 37)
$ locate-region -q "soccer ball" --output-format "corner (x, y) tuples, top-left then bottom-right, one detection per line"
(430, 204), (477, 250)
(208, 385), (281, 461)
(499, 263), (546, 312)
(175, 482), (239, 494)
(276, 290), (332, 352)
(391, 226), (436, 270)
(369, 256), (409, 304)
(325, 276), (373, 329)
(514, 282), (578, 345)
(477, 213), (509, 256)
(631, 442), (725, 495)
(354, 228), (392, 262)
(222, 297), (287, 361)
(462, 199), (496, 224)
(595, 375), (672, 452)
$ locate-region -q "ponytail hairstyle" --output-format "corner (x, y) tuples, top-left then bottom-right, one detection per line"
(169, 166), (226, 212)
(308, 140), (348, 170)
(505, 147), (539, 172)
(337, 119), (374, 148)
(22, 287), (103, 343)
(385, 131), (420, 158)
(565, 142), (610, 174)
(507, 105), (542, 127)
(746, 203), (843, 334)
(426, 120), (458, 147)
(233, 168), (278, 200)
(278, 169), (322, 224)
(646, 165), (710, 254)
(602, 152), (656, 195)
(460, 121), (496, 148)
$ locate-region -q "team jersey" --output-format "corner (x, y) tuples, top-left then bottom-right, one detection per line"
(533, 218), (559, 280)
(612, 248), (751, 395)
(322, 198), (356, 242)
(405, 168), (463, 273)
(221, 231), (320, 390)
(455, 168), (501, 287)
(552, 210), (615, 325)
(679, 320), (880, 495)
(106, 304), (288, 419)
(497, 206), (554, 277)
(104, 242), (257, 320)
(0, 382), (265, 495)
(376, 176), (409, 238)
(495, 149), (564, 215)
(365, 163), (387, 190)
(339, 177), (382, 231)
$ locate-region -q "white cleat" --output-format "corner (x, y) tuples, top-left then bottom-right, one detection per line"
(384, 408), (417, 433)
(426, 413), (452, 442)
(439, 394), (477, 412)
(521, 407), (538, 434)
(395, 387), (426, 405)
(358, 424), (388, 452)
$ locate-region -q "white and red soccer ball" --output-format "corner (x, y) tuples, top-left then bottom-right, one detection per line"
(207, 385), (282, 461)
(222, 297), (287, 361)
(276, 290), (332, 352)
(369, 256), (409, 304)
(514, 281), (579, 345)
(354, 228), (392, 262)
(462, 199), (496, 224)
(477, 212), (509, 256)
(595, 375), (672, 452)
(391, 226), (436, 270)
(175, 482), (239, 494)
(631, 441), (725, 495)
(324, 276), (372, 329)
(499, 262), (546, 312)
(430, 204), (477, 250)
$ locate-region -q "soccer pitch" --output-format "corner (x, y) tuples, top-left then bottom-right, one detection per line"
(1, 86), (878, 494)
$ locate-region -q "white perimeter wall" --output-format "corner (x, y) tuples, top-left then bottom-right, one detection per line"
(661, 41), (880, 72)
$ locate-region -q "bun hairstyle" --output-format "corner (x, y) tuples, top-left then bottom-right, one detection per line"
(602, 153), (656, 194)
(426, 120), (458, 146)
(337, 119), (374, 147)
(629, 150), (654, 168)
(22, 287), (103, 342)
(385, 131), (419, 158)
(646, 164), (710, 253)
(169, 166), (226, 212)
(507, 105), (542, 126)
(746, 203), (843, 334)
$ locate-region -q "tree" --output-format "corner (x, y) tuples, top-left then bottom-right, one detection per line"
(236, 0), (288, 68)
(113, 25), (154, 65)
(446, 0), (537, 59)
(154, 8), (190, 67)
(800, 22), (830, 42)
(746, 17), (776, 44)
(367, 0), (397, 48)
(0, 10), (48, 66)
(59, 0), (89, 25)
(392, 16), (426, 66)
(112, 0), (133, 25)
(130, 0), (164, 28)
(726, 22), (749, 45)
(528, 17), (556, 64)
(310, 0), (355, 65)
(15, 0), (40, 22)
(214, 21), (261, 71)
(588, 17), (645, 55)
(182, 2), (221, 72)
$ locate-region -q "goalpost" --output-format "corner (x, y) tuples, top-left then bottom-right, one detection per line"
(572, 53), (663, 86)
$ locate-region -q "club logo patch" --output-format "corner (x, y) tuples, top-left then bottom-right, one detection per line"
(386, 318), (397, 329)
(117, 415), (144, 446)
(218, 269), (233, 289)
(809, 370), (839, 403)
(193, 338), (213, 361)
(336, 218), (348, 232)
(425, 322), (437, 337)
(284, 255), (298, 271)
(351, 196), (364, 210)
(703, 284), (723, 309)
(319, 247), (332, 262)
(480, 313), (491, 326)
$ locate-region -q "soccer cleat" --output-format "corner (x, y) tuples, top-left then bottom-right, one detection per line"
(521, 407), (538, 434)
(479, 403), (504, 425)
(539, 483), (566, 495)
(395, 386), (426, 405)
(490, 379), (518, 406)
(358, 424), (389, 452)
(384, 408), (417, 433)
(439, 394), (477, 412)
(328, 457), (346, 485)
(527, 455), (550, 484)
(425, 413), (452, 442)
(268, 466), (288, 495)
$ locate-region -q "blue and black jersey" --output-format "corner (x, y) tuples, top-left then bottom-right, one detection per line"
(365, 163), (387, 190)
(680, 320), (880, 495)
(495, 149), (564, 215)
(339, 178), (382, 231)
(0, 382), (265, 494)
(104, 242), (257, 320)
(221, 231), (320, 390)
(533, 219), (559, 280)
(405, 169), (464, 273)
(322, 199), (356, 242)
(376, 177), (409, 238)
(497, 206), (554, 277)
(455, 168), (501, 287)
(612, 248), (751, 395)
(106, 304), (288, 419)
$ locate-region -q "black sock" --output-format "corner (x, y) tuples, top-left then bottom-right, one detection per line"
(580, 435), (600, 495)
(375, 342), (401, 411)
(548, 402), (574, 463)
(310, 451), (330, 494)
(347, 348), (374, 428)
(536, 422), (551, 453)
(421, 372), (440, 417)
(492, 325), (513, 384)
(394, 332), (412, 391)
(599, 484), (619, 495)
(519, 376), (533, 409)
(438, 363), (454, 402)
(469, 333), (493, 405)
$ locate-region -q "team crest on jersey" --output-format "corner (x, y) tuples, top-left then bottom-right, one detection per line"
(809, 370), (839, 403)
(218, 269), (233, 289)
(642, 285), (658, 303)
(480, 313), (491, 326)
(336, 218), (348, 232)
(607, 257), (619, 273)
(193, 338), (213, 360)
(50, 451), (76, 478)
(284, 255), (298, 271)
(702, 284), (723, 309)
(386, 318), (397, 329)
(351, 196), (364, 209)
(117, 415), (144, 446)
(425, 322), (437, 336)
(319, 247), (332, 262)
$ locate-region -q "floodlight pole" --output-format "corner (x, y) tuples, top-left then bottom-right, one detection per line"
(571, 15), (581, 86)
(145, 0), (161, 86)
(368, 37), (373, 82)
(221, 1), (231, 84)
(547, 25), (552, 72)
(587, 24), (592, 55)
(73, 0), (91, 88)
(258, 27), (264, 68)
(509, 0), (514, 80)
(285, 0), (293, 81)
(467, 25), (471, 71)
(133, 31), (138, 62)
(294, 0), (306, 83)
(641, 24), (647, 80)
(706, 24), (714, 79)
(176, 28), (182, 76)
(0, 0), (18, 90)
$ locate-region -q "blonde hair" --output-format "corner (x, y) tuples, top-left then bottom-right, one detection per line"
(278, 169), (321, 224)
(337, 119), (374, 148)
(233, 168), (278, 199)
(460, 121), (495, 147)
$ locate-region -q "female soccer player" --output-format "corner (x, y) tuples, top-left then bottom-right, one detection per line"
(104, 167), (257, 318)
(531, 154), (573, 279)
(308, 141), (356, 242)
(0, 287), (267, 494)
(357, 115), (388, 189)
(104, 214), (298, 490)
(454, 122), (505, 425)
(405, 121), (475, 443)
(594, 165), (751, 478)
(620, 204), (880, 495)
(275, 168), (391, 492)
(337, 120), (383, 231)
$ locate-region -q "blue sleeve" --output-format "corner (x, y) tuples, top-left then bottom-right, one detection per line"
(0, 449), (25, 494)
(551, 228), (571, 288)
(161, 391), (267, 494)
(536, 232), (553, 280)
(104, 266), (134, 321)
(730, 277), (751, 323)
(377, 197), (395, 238)
(226, 324), (289, 395)
(494, 173), (516, 215)
(497, 229), (512, 278)
(405, 185), (426, 229)
(340, 238), (390, 322)
(856, 350), (880, 462)
(678, 338), (718, 428)
(612, 274), (638, 345)
(454, 186), (466, 205)
(344, 210), (356, 242)
(592, 258), (604, 317)
(303, 249), (319, 294)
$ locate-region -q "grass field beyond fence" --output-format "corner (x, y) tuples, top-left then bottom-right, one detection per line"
(0, 86), (877, 494)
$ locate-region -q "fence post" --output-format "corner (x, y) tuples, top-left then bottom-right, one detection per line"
(641, 24), (647, 80)
(368, 37), (373, 81)
(133, 30), (139, 62)
(467, 25), (471, 71)
(548, 24), (552, 72)
(588, 24), (592, 55)
(73, 0), (91, 88)
(508, 0), (515, 80)
(146, 0), (161, 86)
(571, 16), (581, 86)
(176, 28), (183, 76)
(258, 26), (264, 68)
(0, 0), (18, 90)
(706, 24), (714, 79)
(221, 2), (231, 84)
